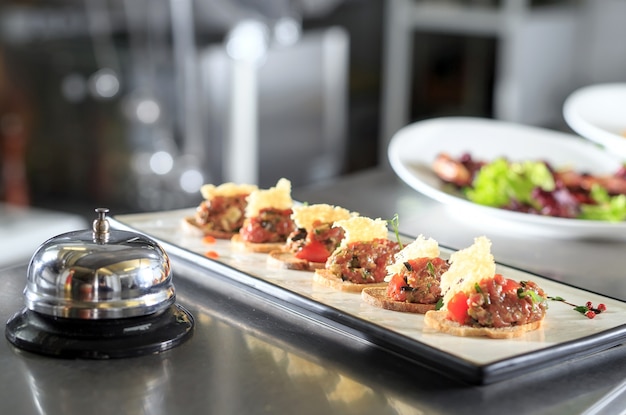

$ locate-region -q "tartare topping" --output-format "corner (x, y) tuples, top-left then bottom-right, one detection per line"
(245, 178), (293, 218)
(240, 208), (295, 243)
(326, 238), (400, 284)
(291, 204), (355, 230)
(386, 234), (440, 279)
(334, 216), (389, 248)
(440, 236), (495, 306)
(287, 221), (346, 263)
(465, 276), (547, 328)
(386, 257), (449, 304)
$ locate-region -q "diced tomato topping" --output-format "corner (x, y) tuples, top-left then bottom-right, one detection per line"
(240, 208), (295, 243)
(204, 251), (219, 259)
(500, 275), (521, 293)
(202, 235), (217, 244)
(295, 240), (331, 263)
(386, 274), (407, 302)
(493, 273), (505, 285)
(447, 291), (469, 324)
(241, 223), (272, 243)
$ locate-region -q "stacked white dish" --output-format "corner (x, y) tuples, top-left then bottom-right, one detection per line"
(563, 83), (626, 159)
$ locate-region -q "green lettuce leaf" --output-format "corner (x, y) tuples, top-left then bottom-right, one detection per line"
(580, 185), (626, 222)
(465, 158), (554, 208)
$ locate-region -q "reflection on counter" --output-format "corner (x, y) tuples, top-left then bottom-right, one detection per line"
(15, 349), (173, 415)
(174, 283), (439, 415)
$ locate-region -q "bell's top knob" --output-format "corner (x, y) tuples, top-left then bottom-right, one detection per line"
(92, 207), (110, 242)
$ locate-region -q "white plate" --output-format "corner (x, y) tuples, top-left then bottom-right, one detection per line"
(111, 209), (626, 385)
(563, 83), (626, 158)
(387, 116), (626, 239)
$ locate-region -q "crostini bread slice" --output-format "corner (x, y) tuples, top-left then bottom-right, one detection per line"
(230, 234), (287, 253)
(181, 216), (237, 239)
(313, 269), (387, 293)
(361, 287), (437, 314)
(423, 309), (544, 339)
(266, 250), (325, 271)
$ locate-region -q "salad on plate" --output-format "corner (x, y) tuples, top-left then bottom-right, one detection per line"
(433, 152), (626, 222)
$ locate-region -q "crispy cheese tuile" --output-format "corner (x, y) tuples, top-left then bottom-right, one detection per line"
(200, 182), (258, 200)
(245, 178), (293, 218)
(440, 236), (495, 306)
(385, 235), (440, 280)
(334, 216), (388, 247)
(291, 204), (355, 230)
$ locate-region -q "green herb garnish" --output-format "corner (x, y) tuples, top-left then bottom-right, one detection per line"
(517, 288), (543, 303)
(548, 296), (607, 319)
(426, 261), (435, 276)
(474, 283), (482, 293)
(389, 213), (403, 249)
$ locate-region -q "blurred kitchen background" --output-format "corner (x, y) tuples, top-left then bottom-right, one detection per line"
(1, 0), (626, 220)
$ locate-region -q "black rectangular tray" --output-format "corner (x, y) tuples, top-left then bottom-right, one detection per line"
(111, 209), (626, 385)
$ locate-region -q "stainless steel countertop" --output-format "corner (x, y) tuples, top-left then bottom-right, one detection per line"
(2, 168), (626, 414)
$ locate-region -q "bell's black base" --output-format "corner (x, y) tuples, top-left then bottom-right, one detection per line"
(4, 304), (194, 359)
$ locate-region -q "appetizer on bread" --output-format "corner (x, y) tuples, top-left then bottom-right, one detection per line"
(183, 182), (257, 238)
(423, 236), (548, 339)
(231, 178), (296, 253)
(314, 216), (401, 292)
(267, 203), (356, 271)
(361, 235), (449, 313)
